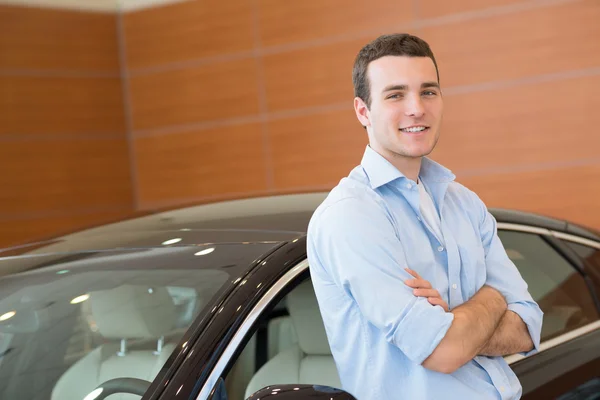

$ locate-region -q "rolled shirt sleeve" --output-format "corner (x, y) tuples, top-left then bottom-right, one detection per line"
(310, 197), (455, 364)
(471, 190), (544, 355)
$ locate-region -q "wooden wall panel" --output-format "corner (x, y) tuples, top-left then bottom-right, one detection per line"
(269, 109), (367, 189)
(263, 39), (365, 112)
(123, 0), (254, 69)
(258, 0), (414, 47)
(0, 138), (132, 214)
(421, 1), (600, 87)
(122, 0), (600, 230)
(0, 4), (132, 248)
(134, 123), (268, 208)
(129, 58), (260, 131)
(419, 0), (525, 19)
(460, 164), (600, 230)
(0, 76), (125, 135)
(0, 5), (119, 71)
(431, 74), (600, 171)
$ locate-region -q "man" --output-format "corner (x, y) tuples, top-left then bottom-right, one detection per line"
(306, 33), (543, 400)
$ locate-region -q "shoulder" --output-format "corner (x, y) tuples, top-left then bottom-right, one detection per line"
(447, 180), (485, 208)
(308, 169), (390, 235)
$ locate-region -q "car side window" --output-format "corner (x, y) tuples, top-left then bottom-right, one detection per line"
(498, 230), (599, 341)
(222, 277), (340, 400)
(561, 240), (600, 292)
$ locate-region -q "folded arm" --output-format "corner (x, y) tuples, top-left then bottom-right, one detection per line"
(479, 310), (534, 356)
(421, 285), (507, 373)
(310, 197), (508, 376)
(468, 188), (544, 357)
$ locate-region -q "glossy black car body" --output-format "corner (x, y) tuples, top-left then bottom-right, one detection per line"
(1, 193), (599, 400)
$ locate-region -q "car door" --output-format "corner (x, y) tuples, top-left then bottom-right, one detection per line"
(495, 225), (600, 399)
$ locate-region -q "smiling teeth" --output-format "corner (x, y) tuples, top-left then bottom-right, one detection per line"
(401, 126), (427, 132)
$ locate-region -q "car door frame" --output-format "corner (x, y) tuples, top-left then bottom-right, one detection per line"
(500, 225), (600, 399)
(146, 238), (308, 400)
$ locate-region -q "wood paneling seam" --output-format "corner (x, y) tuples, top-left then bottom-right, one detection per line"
(125, 0), (584, 75)
(0, 133), (125, 142)
(0, 204), (132, 222)
(455, 157), (600, 179)
(139, 184), (336, 210)
(117, 12), (140, 211)
(252, 0), (275, 191)
(139, 157), (600, 210)
(130, 66), (600, 138)
(0, 69), (119, 78)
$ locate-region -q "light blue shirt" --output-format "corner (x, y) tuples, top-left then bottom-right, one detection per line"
(307, 146), (543, 400)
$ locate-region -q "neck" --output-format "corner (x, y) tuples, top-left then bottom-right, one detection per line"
(370, 145), (422, 182)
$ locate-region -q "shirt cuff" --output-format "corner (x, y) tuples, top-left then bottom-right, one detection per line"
(508, 302), (543, 356)
(393, 298), (455, 364)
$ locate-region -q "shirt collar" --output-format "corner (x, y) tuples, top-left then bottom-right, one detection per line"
(360, 145), (455, 189)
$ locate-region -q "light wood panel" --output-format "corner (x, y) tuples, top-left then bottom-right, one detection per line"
(421, 0), (600, 88)
(459, 163), (600, 230)
(129, 58), (260, 131)
(269, 109), (367, 189)
(258, 0), (414, 47)
(263, 39), (366, 112)
(0, 138), (132, 214)
(419, 0), (525, 19)
(430, 74), (600, 171)
(0, 76), (125, 135)
(0, 209), (133, 248)
(0, 4), (119, 71)
(134, 123), (268, 208)
(123, 0), (254, 69)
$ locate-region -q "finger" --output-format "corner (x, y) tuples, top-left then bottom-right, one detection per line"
(404, 268), (422, 279)
(413, 288), (440, 298)
(428, 297), (449, 312)
(404, 279), (432, 289)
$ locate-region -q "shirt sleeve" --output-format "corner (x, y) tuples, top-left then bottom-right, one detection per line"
(471, 191), (544, 355)
(308, 196), (454, 365)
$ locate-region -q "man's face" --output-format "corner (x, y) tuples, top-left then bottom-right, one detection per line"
(355, 56), (443, 161)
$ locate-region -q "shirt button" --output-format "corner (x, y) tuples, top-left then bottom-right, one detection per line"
(500, 386), (505, 393)
(452, 284), (457, 290)
(405, 183), (412, 189)
(437, 246), (444, 252)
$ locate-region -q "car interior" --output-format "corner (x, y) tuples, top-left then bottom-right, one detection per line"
(0, 268), (228, 400)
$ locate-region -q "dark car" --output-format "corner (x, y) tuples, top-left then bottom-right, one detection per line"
(0, 193), (599, 400)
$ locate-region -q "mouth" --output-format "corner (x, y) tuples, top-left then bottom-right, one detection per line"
(400, 125), (429, 133)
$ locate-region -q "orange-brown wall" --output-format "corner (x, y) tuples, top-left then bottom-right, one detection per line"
(1, 0), (599, 248)
(123, 0), (600, 229)
(0, 4), (134, 246)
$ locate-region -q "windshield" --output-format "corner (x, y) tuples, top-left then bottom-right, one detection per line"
(0, 243), (274, 400)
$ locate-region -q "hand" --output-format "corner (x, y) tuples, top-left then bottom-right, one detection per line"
(404, 268), (449, 312)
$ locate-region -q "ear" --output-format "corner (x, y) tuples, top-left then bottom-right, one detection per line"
(354, 97), (370, 128)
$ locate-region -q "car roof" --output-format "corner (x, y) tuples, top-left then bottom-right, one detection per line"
(2, 192), (599, 259)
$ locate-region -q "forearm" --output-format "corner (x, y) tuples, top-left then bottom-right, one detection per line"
(479, 310), (534, 356)
(422, 285), (507, 373)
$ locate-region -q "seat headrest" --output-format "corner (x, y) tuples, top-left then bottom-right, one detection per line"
(90, 285), (176, 340)
(286, 280), (331, 356)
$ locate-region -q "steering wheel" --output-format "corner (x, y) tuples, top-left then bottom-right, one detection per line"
(83, 378), (151, 400)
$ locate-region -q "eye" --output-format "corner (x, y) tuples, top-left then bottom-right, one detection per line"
(387, 93), (403, 100)
(422, 90), (438, 96)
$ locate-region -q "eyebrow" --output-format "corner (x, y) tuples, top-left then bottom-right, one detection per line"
(382, 82), (440, 92)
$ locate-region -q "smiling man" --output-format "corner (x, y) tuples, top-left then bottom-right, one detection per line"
(307, 34), (543, 400)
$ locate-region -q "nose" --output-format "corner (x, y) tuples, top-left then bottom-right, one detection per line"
(404, 93), (425, 118)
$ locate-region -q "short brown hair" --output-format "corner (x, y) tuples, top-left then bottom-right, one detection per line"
(352, 33), (440, 108)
